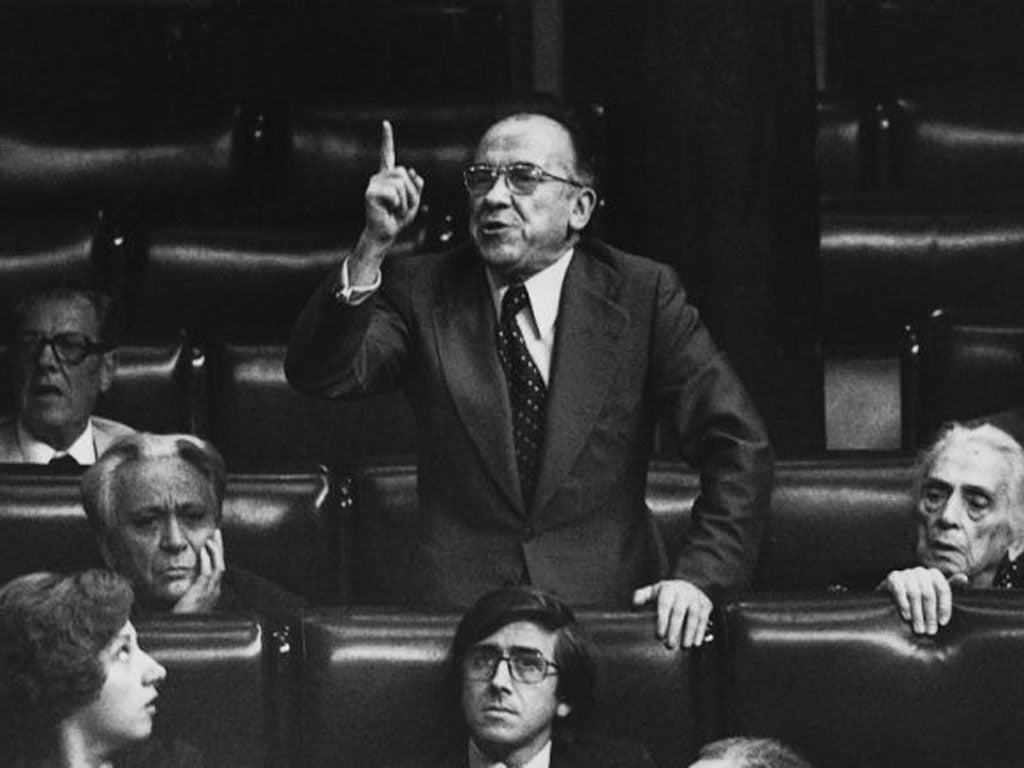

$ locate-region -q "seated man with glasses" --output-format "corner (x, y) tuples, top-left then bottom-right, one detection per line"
(396, 585), (655, 768)
(287, 106), (772, 649)
(0, 282), (132, 465)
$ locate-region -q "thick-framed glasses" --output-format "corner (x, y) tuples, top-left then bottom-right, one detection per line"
(463, 162), (587, 197)
(13, 332), (110, 366)
(462, 645), (560, 685)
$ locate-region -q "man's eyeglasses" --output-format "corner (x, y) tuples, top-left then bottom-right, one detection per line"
(13, 332), (110, 366)
(463, 162), (587, 197)
(461, 645), (560, 685)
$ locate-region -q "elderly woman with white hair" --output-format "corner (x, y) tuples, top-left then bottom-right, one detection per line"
(883, 418), (1024, 635)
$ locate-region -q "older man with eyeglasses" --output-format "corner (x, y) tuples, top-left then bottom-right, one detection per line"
(287, 106), (772, 648)
(0, 282), (132, 466)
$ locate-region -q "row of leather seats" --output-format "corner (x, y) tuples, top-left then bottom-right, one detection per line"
(816, 0), (1024, 450)
(0, 0), (529, 103)
(823, 0), (1024, 99)
(816, 89), (1024, 448)
(0, 100), (573, 238)
(817, 91), (1024, 212)
(0, 455), (919, 606)
(138, 592), (1024, 768)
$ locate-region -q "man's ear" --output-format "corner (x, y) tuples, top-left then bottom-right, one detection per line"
(568, 187), (598, 233)
(555, 700), (572, 719)
(98, 350), (117, 394)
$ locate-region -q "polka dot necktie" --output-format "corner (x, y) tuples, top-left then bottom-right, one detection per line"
(496, 282), (547, 509)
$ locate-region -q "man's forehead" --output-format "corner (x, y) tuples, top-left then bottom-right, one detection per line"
(21, 295), (100, 334)
(477, 619), (559, 652)
(475, 115), (575, 167)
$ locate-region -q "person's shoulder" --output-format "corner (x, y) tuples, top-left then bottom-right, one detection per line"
(117, 737), (205, 768)
(577, 238), (680, 288)
(219, 566), (307, 624)
(554, 732), (656, 768)
(92, 415), (135, 438)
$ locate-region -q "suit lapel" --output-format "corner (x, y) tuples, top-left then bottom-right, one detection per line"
(533, 249), (628, 517)
(433, 253), (524, 517)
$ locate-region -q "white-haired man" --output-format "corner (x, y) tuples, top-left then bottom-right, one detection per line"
(81, 432), (305, 623)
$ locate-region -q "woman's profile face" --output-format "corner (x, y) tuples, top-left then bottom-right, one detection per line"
(75, 621), (166, 750)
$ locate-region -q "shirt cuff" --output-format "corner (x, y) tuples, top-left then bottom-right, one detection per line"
(332, 257), (382, 305)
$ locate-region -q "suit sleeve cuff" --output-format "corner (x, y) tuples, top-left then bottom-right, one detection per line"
(332, 257), (382, 305)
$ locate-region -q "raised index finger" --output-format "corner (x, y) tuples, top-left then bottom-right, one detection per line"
(379, 119), (395, 171)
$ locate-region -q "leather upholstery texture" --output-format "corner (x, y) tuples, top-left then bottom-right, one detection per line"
(904, 306), (1024, 447)
(721, 592), (1024, 768)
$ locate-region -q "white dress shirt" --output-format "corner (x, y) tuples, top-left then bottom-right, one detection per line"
(17, 419), (98, 464)
(335, 248), (575, 385)
(485, 249), (574, 385)
(468, 737), (553, 768)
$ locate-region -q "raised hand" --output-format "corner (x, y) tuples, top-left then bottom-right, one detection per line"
(363, 119), (425, 248)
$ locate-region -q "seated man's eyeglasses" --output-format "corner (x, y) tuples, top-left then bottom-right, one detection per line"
(462, 645), (560, 684)
(463, 162), (587, 197)
(14, 332), (110, 366)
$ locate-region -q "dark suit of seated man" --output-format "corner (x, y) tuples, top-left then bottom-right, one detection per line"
(286, 108), (773, 649)
(81, 432), (305, 625)
(389, 586), (656, 768)
(0, 282), (132, 465)
(882, 419), (1024, 635)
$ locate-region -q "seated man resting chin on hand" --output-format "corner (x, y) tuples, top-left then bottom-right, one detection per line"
(883, 420), (1024, 635)
(81, 432), (305, 625)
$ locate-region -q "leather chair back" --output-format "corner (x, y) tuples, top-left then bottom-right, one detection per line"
(0, 100), (243, 225)
(126, 228), (341, 342)
(720, 593), (1024, 768)
(821, 212), (1024, 349)
(904, 306), (1024, 447)
(894, 92), (1024, 211)
(207, 342), (416, 476)
(138, 615), (283, 768)
(299, 609), (700, 768)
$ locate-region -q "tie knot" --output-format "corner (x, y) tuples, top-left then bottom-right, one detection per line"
(48, 453), (80, 469)
(501, 282), (530, 325)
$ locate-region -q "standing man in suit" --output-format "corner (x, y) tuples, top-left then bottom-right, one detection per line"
(0, 283), (132, 465)
(287, 109), (773, 648)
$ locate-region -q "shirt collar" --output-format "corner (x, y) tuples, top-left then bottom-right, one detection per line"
(468, 736), (553, 768)
(17, 418), (97, 465)
(486, 248), (574, 340)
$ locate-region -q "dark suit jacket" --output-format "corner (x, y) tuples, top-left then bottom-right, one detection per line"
(388, 734), (658, 768)
(287, 238), (772, 607)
